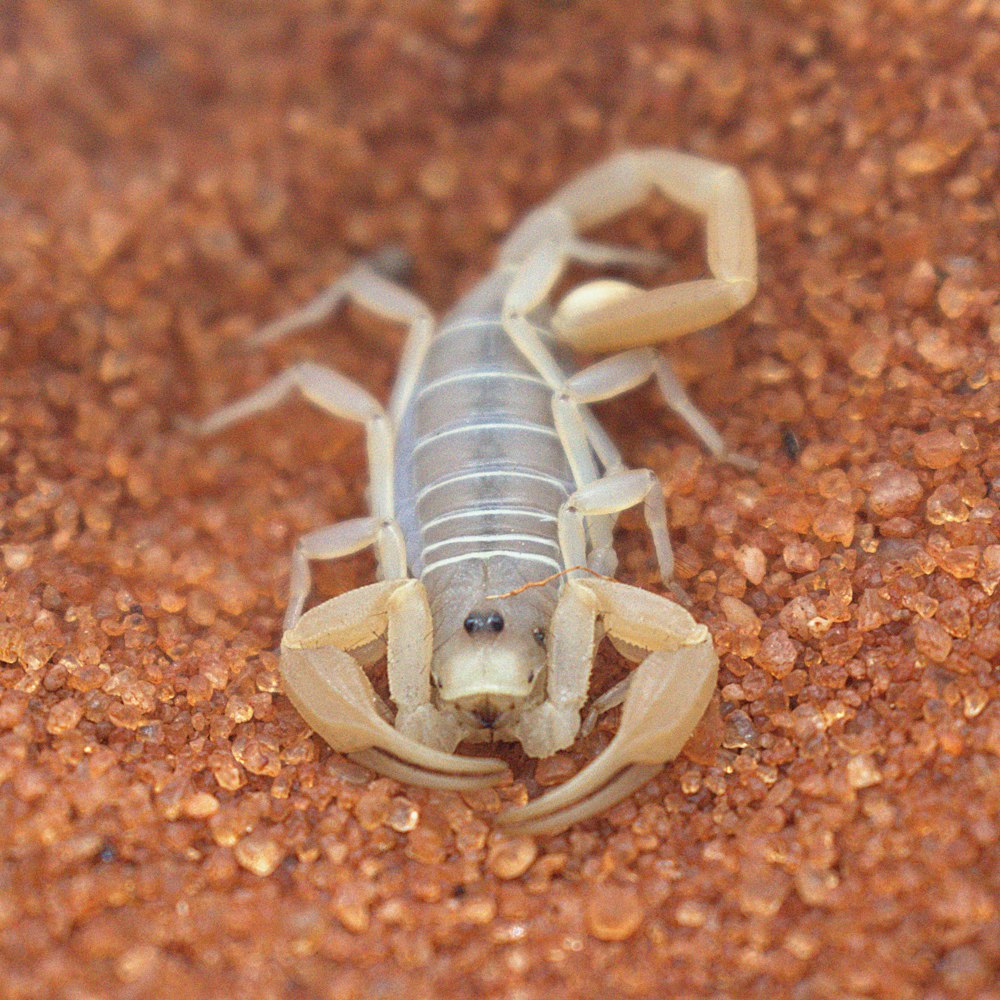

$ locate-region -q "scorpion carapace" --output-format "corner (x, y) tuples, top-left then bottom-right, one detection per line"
(193, 149), (758, 834)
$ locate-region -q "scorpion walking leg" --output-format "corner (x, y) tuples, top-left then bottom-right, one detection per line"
(578, 675), (632, 738)
(497, 577), (717, 835)
(285, 518), (405, 629)
(554, 350), (669, 578)
(549, 400), (617, 574)
(651, 356), (757, 471)
(558, 468), (674, 584)
(240, 263), (434, 427)
(282, 580), (507, 788)
(564, 240), (669, 271)
(190, 360), (406, 603)
(501, 243), (620, 558)
(562, 347), (757, 471)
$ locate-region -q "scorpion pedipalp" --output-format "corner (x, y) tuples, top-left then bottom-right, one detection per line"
(282, 581), (509, 789)
(496, 579), (717, 835)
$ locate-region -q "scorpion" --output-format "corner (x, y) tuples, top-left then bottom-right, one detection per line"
(192, 150), (757, 835)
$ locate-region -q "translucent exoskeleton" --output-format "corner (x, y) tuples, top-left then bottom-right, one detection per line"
(191, 150), (757, 835)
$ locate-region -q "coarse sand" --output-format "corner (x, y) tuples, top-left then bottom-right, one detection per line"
(0, 3), (997, 998)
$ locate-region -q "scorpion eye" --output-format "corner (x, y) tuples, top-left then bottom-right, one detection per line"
(464, 610), (505, 634)
(532, 627), (546, 647)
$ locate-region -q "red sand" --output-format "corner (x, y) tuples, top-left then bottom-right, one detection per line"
(0, 3), (997, 997)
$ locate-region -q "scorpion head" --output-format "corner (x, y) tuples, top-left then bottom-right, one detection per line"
(431, 586), (551, 731)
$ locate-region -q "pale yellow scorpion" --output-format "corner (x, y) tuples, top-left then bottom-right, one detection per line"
(193, 150), (757, 834)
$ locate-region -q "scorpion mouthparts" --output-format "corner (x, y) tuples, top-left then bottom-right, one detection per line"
(456, 694), (517, 730)
(473, 704), (501, 729)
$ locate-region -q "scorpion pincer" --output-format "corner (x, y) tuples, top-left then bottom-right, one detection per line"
(192, 149), (758, 835)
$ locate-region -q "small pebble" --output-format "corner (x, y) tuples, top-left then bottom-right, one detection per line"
(333, 887), (371, 934)
(848, 338), (889, 378)
(914, 619), (953, 663)
(913, 429), (962, 470)
(846, 755), (882, 789)
(813, 500), (856, 546)
(896, 140), (951, 175)
(487, 835), (538, 880)
(734, 544), (767, 585)
(867, 466), (923, 518)
(46, 697), (83, 735)
(534, 754), (578, 787)
(1, 544), (33, 571)
(405, 827), (447, 866)
(387, 797), (420, 833)
(783, 541), (820, 574)
(182, 792), (220, 819)
(234, 832), (285, 877)
(585, 885), (644, 941)
(754, 630), (798, 679)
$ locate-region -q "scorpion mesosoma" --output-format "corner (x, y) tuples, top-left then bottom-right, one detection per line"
(194, 150), (757, 835)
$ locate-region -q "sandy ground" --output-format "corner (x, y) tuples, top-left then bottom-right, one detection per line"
(0, 2), (997, 997)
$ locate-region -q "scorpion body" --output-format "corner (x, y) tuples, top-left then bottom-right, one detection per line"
(395, 272), (572, 732)
(194, 150), (758, 833)
(399, 275), (572, 586)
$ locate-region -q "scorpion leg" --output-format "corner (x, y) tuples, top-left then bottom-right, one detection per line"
(563, 240), (670, 272)
(496, 577), (717, 835)
(501, 243), (621, 560)
(561, 347), (757, 472)
(238, 263), (434, 427)
(282, 580), (508, 789)
(550, 353), (652, 575)
(502, 257), (684, 583)
(284, 517), (406, 629)
(549, 395), (617, 575)
(190, 359), (407, 603)
(652, 356), (757, 471)
(578, 675), (631, 738)
(558, 467), (674, 584)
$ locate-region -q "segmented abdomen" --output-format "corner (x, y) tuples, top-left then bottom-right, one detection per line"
(394, 310), (574, 583)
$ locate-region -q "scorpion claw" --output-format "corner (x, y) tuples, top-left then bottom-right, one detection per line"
(497, 586), (718, 834)
(349, 747), (507, 791)
(497, 763), (662, 837)
(281, 639), (508, 792)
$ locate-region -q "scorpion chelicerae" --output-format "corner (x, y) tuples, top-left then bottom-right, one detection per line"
(193, 150), (757, 834)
